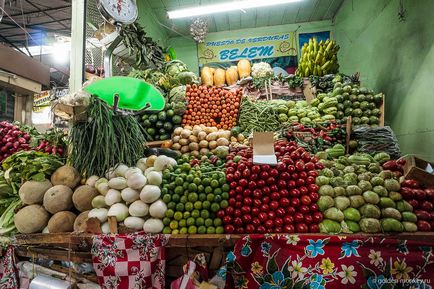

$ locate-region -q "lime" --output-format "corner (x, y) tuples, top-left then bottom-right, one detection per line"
(207, 227), (216, 234)
(163, 122), (173, 131)
(158, 111), (166, 121)
(216, 226), (224, 234)
(199, 193), (207, 201)
(221, 192), (229, 200)
(175, 177), (184, 186)
(187, 217), (196, 226)
(175, 168), (182, 174)
(197, 185), (205, 192)
(202, 201), (211, 210)
(162, 194), (171, 203)
(196, 217), (205, 226)
(214, 188), (222, 195)
(148, 114), (158, 123)
(194, 201), (203, 210)
(179, 227), (188, 234)
(179, 219), (187, 228)
(142, 119), (152, 127)
(221, 184), (230, 192)
(220, 200), (229, 209)
(205, 186), (213, 194)
(169, 220), (178, 229)
(167, 202), (176, 210)
(174, 212), (183, 221)
(185, 202), (194, 212)
(181, 163), (191, 172)
(180, 195), (188, 203)
(188, 183), (198, 192)
(183, 182), (189, 190)
(210, 203), (220, 212)
(214, 195), (222, 203)
(211, 173), (219, 180)
(186, 174), (194, 182)
(163, 217), (171, 226)
(206, 194), (215, 202)
(166, 109), (175, 117)
(165, 209), (175, 218)
(192, 210), (200, 218)
(202, 178), (210, 186)
(188, 193), (198, 202)
(172, 229), (179, 235)
(204, 218), (213, 227)
(198, 226), (207, 234)
(214, 218), (222, 227)
(200, 210), (210, 219)
(210, 180), (219, 188)
(174, 186), (184, 195)
(169, 183), (176, 190)
(188, 226), (197, 234)
(161, 187), (169, 195)
(183, 211), (191, 219)
(162, 226), (172, 234)
(172, 194), (180, 203)
(218, 177), (226, 186)
(156, 121), (164, 129)
(175, 203), (185, 212)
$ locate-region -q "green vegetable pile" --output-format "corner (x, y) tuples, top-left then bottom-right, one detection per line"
(70, 97), (146, 176)
(160, 156), (227, 234)
(238, 97), (281, 133)
(140, 103), (183, 141)
(317, 152), (417, 234)
(0, 172), (20, 235)
(311, 75), (384, 126)
(276, 100), (338, 125)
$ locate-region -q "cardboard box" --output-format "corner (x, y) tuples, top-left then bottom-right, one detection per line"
(52, 102), (88, 123)
(401, 155), (434, 187)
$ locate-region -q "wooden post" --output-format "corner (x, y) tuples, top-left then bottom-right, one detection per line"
(108, 216), (118, 234)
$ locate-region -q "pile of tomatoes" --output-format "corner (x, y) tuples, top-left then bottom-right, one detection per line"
(217, 140), (324, 234)
(182, 84), (241, 129)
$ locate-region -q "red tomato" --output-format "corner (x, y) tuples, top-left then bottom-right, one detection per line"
(408, 199), (419, 209)
(267, 177), (276, 185)
(252, 218), (261, 226)
(301, 195), (312, 205)
(234, 209), (242, 218)
(226, 167), (235, 174)
(234, 171), (241, 180)
(287, 206), (296, 215)
(305, 162), (315, 171)
(253, 189), (262, 199)
(417, 220), (432, 232)
(290, 189), (301, 198)
(239, 179), (248, 187)
(268, 211), (276, 220)
(287, 180), (296, 189)
(274, 227), (283, 233)
(304, 215), (313, 224)
(420, 201), (433, 212)
(258, 212), (268, 222)
(270, 201), (279, 210)
(262, 164), (271, 171)
(291, 173), (299, 180)
(276, 208), (286, 217)
(228, 198), (236, 206)
(257, 179), (265, 187)
(310, 203), (320, 212)
(252, 165), (261, 174)
(235, 227), (245, 234)
(261, 204), (270, 212)
(276, 162), (287, 172)
(235, 186), (243, 194)
(251, 174), (258, 181)
(269, 169), (279, 177)
(252, 207), (260, 216)
(241, 206), (251, 214)
(308, 170), (319, 178)
(263, 196), (270, 204)
(223, 216), (232, 224)
(253, 199), (261, 207)
(235, 194), (243, 201)
(296, 223), (308, 233)
(274, 217), (283, 227)
(308, 184), (320, 193)
(242, 169), (251, 178)
(277, 179), (287, 189)
(305, 176), (316, 185)
(270, 185), (278, 192)
(265, 220), (274, 228)
(294, 212), (304, 223)
(299, 171), (308, 179)
(225, 207), (234, 216)
(243, 189), (252, 197)
(257, 226), (266, 233)
(216, 210), (225, 218)
(313, 212), (323, 223)
(226, 174), (234, 182)
(283, 224), (295, 233)
(280, 189), (289, 198)
(291, 198), (300, 207)
(299, 205), (310, 214)
(245, 224), (255, 233)
(284, 215), (294, 224)
(280, 198), (290, 207)
(309, 224), (320, 233)
(287, 165), (296, 173)
(233, 217), (243, 226)
(300, 186), (309, 195)
(270, 192), (280, 200)
(296, 179), (305, 187)
(280, 172), (291, 181)
(242, 214), (252, 224)
(229, 190), (236, 198)
(243, 197), (253, 206)
(224, 225), (235, 233)
(295, 160), (305, 171)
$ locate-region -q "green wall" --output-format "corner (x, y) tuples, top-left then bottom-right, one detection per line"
(334, 0), (434, 161)
(168, 20), (333, 75)
(137, 0), (168, 45)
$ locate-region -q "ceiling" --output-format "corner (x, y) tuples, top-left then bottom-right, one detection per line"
(0, 0), (71, 53)
(147, 0), (345, 38)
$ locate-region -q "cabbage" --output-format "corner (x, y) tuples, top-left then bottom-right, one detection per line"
(324, 208), (344, 222)
(319, 220), (341, 233)
(402, 222), (417, 232)
(334, 187), (346, 196)
(363, 191), (380, 204)
(360, 218), (381, 233)
(358, 180), (372, 192)
(319, 185), (335, 197)
(346, 185), (362, 196)
(349, 195), (365, 208)
(335, 196), (350, 211)
(379, 197), (396, 208)
(343, 208), (361, 222)
(373, 185), (388, 197)
(164, 60), (188, 78)
(345, 220), (361, 233)
(381, 208), (402, 220)
(360, 204), (381, 219)
(381, 218), (403, 232)
(384, 179), (400, 192)
(318, 196), (335, 212)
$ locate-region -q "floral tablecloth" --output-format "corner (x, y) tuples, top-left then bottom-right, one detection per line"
(0, 246), (19, 289)
(223, 234), (434, 289)
(91, 232), (168, 289)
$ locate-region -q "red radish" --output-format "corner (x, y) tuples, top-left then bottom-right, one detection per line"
(417, 220), (431, 232)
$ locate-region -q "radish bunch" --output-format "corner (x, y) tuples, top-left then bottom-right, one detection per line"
(0, 121), (31, 163)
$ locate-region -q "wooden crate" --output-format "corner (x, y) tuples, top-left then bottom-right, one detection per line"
(401, 155), (434, 187)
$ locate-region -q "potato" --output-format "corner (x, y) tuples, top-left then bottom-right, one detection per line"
(173, 127), (183, 136)
(179, 138), (189, 146)
(198, 131), (207, 141)
(48, 211), (77, 233)
(206, 132), (218, 141)
(19, 179), (52, 205)
(172, 136), (181, 143)
(188, 135), (198, 143)
(51, 165), (81, 188)
(181, 129), (192, 138)
(43, 185), (74, 214)
(14, 205), (50, 233)
(74, 210), (89, 232)
(216, 138), (229, 146)
(73, 185), (99, 212)
(172, 143), (181, 150)
(199, 140), (208, 148)
(218, 131), (231, 139)
(209, 140), (218, 149)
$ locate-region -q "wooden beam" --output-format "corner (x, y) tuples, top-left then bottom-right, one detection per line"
(0, 72), (42, 94)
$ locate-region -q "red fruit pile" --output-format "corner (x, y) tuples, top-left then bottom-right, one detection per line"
(35, 140), (65, 156)
(217, 140), (324, 234)
(0, 121), (31, 162)
(400, 179), (434, 231)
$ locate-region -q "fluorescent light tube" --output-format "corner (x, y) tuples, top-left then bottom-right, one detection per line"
(168, 0), (302, 19)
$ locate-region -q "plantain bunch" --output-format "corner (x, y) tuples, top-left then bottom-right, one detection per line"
(296, 38), (340, 77)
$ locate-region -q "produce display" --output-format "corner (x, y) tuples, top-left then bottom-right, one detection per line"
(140, 103), (183, 141)
(0, 121), (32, 163)
(317, 152), (419, 233)
(220, 140), (323, 234)
(201, 59), (251, 87)
(182, 84), (242, 129)
(161, 156), (226, 234)
(352, 126), (401, 159)
(297, 38), (340, 77)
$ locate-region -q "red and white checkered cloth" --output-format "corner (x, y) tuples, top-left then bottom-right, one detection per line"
(91, 233), (168, 289)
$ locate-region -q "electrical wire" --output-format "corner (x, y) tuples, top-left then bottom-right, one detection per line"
(0, 3), (34, 41)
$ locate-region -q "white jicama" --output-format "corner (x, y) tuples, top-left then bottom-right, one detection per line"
(140, 185), (161, 203)
(124, 216), (145, 231)
(147, 171), (162, 186)
(92, 195), (107, 208)
(108, 177), (127, 190)
(125, 167), (142, 179)
(128, 200), (149, 217)
(108, 203), (129, 221)
(143, 218), (164, 233)
(144, 167), (156, 176)
(114, 164), (129, 177)
(105, 189), (122, 206)
(149, 200), (167, 219)
(127, 173), (147, 190)
(86, 175), (100, 187)
(121, 187), (140, 203)
(101, 222), (110, 233)
(105, 168), (116, 180)
(153, 155), (169, 171)
(88, 208), (108, 223)
(136, 158), (148, 172)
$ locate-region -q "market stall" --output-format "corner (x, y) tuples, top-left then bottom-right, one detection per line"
(0, 0), (433, 288)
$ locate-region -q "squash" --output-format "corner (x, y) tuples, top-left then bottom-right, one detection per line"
(161, 140), (173, 148)
(237, 59), (251, 78)
(201, 67), (213, 86)
(225, 67), (238, 86)
(209, 67), (216, 75)
(213, 68), (226, 86)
